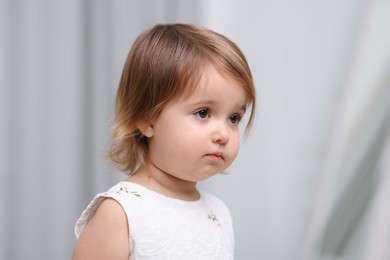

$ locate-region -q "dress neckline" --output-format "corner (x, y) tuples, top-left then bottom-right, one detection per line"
(118, 181), (204, 207)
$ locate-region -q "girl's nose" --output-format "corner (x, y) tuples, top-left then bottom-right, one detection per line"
(212, 121), (230, 144)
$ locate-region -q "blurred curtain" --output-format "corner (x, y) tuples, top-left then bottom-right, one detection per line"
(2, 1), (389, 260)
(303, 0), (390, 259)
(0, 1), (201, 259)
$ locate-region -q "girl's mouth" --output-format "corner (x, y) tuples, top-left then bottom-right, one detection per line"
(206, 152), (224, 160)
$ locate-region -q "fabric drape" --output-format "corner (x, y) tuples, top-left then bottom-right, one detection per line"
(303, 0), (390, 259)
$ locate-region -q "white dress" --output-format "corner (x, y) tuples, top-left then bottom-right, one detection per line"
(75, 182), (235, 259)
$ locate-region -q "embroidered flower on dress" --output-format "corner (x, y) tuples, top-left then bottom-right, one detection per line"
(130, 191), (141, 197)
(208, 210), (222, 228)
(116, 187), (141, 197)
(116, 186), (129, 194)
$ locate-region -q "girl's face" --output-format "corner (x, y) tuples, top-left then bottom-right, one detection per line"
(144, 66), (248, 183)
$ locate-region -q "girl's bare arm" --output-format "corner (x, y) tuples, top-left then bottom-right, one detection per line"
(72, 198), (130, 260)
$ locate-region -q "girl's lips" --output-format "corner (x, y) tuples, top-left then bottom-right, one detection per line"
(206, 152), (224, 160)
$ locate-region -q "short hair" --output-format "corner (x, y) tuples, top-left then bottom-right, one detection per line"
(109, 23), (256, 174)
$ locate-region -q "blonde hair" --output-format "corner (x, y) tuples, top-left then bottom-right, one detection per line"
(109, 23), (256, 174)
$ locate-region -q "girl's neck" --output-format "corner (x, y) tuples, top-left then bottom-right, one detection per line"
(126, 164), (200, 201)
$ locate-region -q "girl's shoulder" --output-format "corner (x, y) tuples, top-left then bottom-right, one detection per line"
(198, 190), (231, 213)
(72, 198), (130, 259)
(74, 182), (143, 238)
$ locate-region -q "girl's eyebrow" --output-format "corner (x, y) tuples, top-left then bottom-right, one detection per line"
(189, 98), (247, 113)
(239, 105), (247, 113)
(190, 99), (218, 107)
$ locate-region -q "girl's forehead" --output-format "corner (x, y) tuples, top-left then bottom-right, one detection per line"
(177, 66), (249, 105)
(192, 66), (248, 99)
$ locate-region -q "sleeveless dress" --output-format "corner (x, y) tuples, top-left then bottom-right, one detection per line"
(75, 182), (234, 259)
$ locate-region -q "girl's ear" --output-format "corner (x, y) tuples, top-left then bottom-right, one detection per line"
(136, 121), (154, 138)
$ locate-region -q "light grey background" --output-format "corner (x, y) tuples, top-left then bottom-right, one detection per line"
(1, 1), (389, 259)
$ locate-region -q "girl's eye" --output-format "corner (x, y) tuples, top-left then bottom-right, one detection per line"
(229, 114), (242, 125)
(195, 109), (210, 119)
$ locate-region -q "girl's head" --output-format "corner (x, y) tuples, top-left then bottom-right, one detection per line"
(110, 23), (255, 174)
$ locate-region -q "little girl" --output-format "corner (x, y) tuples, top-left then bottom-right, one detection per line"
(72, 23), (256, 260)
